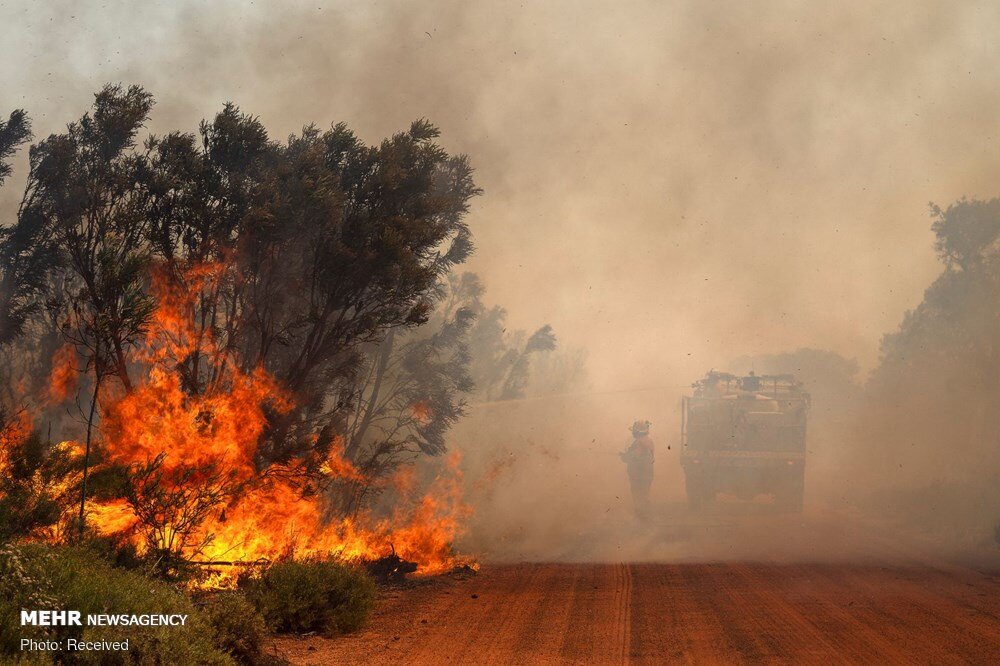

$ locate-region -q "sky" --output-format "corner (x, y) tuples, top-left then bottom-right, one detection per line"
(3, 0), (1000, 390)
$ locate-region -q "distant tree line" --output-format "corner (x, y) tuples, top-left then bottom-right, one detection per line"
(733, 200), (1000, 536)
(863, 199), (1000, 530)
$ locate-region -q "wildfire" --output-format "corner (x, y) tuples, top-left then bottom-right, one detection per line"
(0, 409), (30, 470)
(193, 453), (470, 576)
(88, 499), (139, 536)
(0, 261), (474, 587)
(64, 262), (474, 586)
(46, 344), (78, 405)
(410, 401), (433, 426)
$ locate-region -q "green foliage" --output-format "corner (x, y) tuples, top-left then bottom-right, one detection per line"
(77, 533), (145, 572)
(0, 543), (232, 665)
(201, 592), (281, 666)
(0, 543), (58, 658)
(243, 559), (375, 636)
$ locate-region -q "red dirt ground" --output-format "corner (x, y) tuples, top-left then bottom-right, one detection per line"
(272, 560), (1000, 664)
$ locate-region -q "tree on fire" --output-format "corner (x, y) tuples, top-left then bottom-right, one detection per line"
(0, 111), (78, 541)
(0, 85), (482, 558)
(340, 307), (476, 515)
(337, 269), (579, 516)
(0, 427), (74, 542)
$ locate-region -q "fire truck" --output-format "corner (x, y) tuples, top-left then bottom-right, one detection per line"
(680, 371), (809, 511)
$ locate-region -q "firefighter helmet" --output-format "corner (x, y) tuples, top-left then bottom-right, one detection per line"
(630, 420), (651, 436)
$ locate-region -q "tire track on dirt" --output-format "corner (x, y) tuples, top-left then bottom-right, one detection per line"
(831, 564), (1000, 664)
(727, 562), (846, 663)
(748, 563), (915, 664)
(399, 564), (544, 663)
(615, 562), (632, 665)
(276, 562), (1000, 665)
(628, 564), (707, 664)
(560, 564), (629, 663)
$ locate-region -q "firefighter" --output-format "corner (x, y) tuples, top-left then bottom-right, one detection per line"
(620, 420), (654, 517)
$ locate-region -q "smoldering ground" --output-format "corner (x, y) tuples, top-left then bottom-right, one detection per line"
(4, 0), (1000, 564)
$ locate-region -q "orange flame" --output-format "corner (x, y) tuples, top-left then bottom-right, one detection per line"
(0, 409), (32, 476)
(410, 401), (432, 426)
(88, 499), (139, 536)
(76, 262), (472, 586)
(46, 344), (78, 405)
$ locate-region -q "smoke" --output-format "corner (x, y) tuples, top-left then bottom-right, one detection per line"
(6, 0), (1000, 380)
(451, 355), (997, 565)
(4, 0), (1000, 564)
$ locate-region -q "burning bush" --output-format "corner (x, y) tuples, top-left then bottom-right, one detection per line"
(0, 85), (481, 583)
(121, 453), (235, 576)
(0, 415), (78, 542)
(242, 558), (376, 636)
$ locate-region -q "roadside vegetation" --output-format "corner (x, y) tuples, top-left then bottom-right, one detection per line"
(0, 542), (380, 664)
(0, 89), (579, 664)
(0, 86), (570, 566)
(241, 559), (376, 636)
(0, 543), (231, 664)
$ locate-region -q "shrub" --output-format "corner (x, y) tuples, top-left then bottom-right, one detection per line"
(0, 543), (232, 665)
(243, 559), (375, 636)
(0, 428), (69, 541)
(0, 543), (58, 660)
(79, 533), (145, 572)
(202, 592), (285, 665)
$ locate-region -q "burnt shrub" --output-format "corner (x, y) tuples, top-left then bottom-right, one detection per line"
(243, 559), (375, 636)
(0, 543), (231, 665)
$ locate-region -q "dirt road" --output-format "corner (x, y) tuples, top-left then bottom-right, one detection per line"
(274, 560), (1000, 665)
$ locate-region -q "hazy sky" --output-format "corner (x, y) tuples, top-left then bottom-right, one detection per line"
(3, 0), (1000, 389)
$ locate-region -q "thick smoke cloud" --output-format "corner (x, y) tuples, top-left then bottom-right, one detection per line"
(5, 0), (1000, 386)
(4, 0), (1000, 562)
